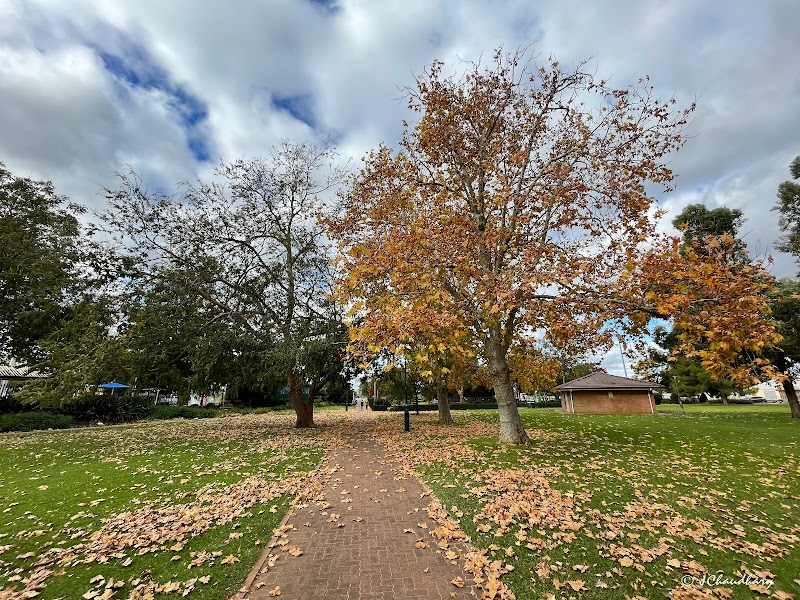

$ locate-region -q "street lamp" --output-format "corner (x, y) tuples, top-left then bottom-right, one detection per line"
(403, 359), (408, 407)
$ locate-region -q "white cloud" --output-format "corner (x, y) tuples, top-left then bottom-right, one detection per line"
(1, 0), (797, 270)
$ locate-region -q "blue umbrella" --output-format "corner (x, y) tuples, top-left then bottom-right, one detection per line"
(97, 382), (129, 389)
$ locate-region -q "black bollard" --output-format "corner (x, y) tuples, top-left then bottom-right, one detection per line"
(404, 409), (410, 432)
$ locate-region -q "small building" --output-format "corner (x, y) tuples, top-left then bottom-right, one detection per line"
(554, 372), (664, 414)
(0, 364), (47, 399)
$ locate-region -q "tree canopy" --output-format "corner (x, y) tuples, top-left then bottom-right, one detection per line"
(774, 155), (800, 270)
(330, 48), (779, 443)
(766, 279), (800, 418)
(635, 203), (758, 403)
(103, 142), (350, 426)
(672, 203), (743, 244)
(0, 164), (87, 363)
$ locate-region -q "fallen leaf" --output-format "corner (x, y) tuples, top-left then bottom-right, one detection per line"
(567, 580), (586, 592)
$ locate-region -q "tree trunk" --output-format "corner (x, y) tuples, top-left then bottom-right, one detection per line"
(288, 371), (314, 428)
(721, 393), (729, 406)
(458, 384), (465, 404)
(783, 377), (800, 419)
(487, 328), (530, 444)
(437, 381), (454, 425)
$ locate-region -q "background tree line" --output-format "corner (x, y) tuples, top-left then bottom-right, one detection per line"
(2, 47), (799, 436)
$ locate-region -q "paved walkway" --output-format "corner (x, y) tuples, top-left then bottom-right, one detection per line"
(238, 428), (477, 599)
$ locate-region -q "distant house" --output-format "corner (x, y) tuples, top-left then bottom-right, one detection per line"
(554, 372), (664, 415)
(737, 380), (798, 403)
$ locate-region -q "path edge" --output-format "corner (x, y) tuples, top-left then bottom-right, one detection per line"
(232, 451), (330, 599)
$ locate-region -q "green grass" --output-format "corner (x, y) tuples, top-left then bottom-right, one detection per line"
(3, 403), (798, 599)
(415, 405), (800, 599)
(0, 413), (323, 599)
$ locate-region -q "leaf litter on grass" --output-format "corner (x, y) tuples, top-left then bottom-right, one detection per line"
(0, 412), (328, 599)
(1, 409), (799, 599)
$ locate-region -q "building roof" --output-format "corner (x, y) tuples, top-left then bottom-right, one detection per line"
(0, 365), (46, 379)
(554, 372), (664, 392)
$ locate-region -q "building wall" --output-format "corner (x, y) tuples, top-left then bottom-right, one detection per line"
(751, 380), (799, 402)
(562, 390), (655, 414)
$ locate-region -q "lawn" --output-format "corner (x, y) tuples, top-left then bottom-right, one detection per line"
(1, 405), (797, 600)
(386, 404), (800, 600)
(0, 413), (325, 599)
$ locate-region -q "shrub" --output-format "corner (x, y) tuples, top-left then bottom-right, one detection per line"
(522, 399), (562, 408)
(387, 404), (439, 412)
(0, 412), (73, 433)
(452, 402), (498, 410)
(150, 405), (220, 420)
(0, 393), (31, 414)
(63, 393), (154, 423)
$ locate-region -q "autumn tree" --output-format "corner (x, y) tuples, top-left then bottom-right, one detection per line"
(639, 203), (752, 404)
(774, 155), (800, 270)
(348, 303), (472, 424)
(103, 141), (348, 427)
(330, 49), (779, 443)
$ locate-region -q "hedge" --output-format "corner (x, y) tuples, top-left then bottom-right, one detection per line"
(0, 412), (73, 433)
(385, 402), (501, 411)
(62, 393), (154, 423)
(454, 402), (499, 410)
(522, 399), (562, 408)
(150, 405), (221, 420)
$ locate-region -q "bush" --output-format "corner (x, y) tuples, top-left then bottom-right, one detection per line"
(0, 393), (31, 414)
(522, 399), (562, 408)
(453, 402), (498, 410)
(387, 404), (439, 411)
(150, 405), (220, 420)
(653, 392), (663, 405)
(63, 393), (154, 423)
(0, 412), (73, 433)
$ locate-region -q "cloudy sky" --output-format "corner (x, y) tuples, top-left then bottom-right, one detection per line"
(2, 0), (799, 373)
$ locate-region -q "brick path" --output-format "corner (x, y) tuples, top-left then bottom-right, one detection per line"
(238, 416), (476, 599)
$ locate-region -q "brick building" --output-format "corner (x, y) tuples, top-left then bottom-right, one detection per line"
(554, 372), (664, 414)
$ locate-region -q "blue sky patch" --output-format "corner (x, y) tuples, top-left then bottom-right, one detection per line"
(94, 39), (212, 163)
(308, 0), (339, 14)
(273, 93), (316, 129)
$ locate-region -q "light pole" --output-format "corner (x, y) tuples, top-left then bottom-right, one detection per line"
(403, 358), (408, 408)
